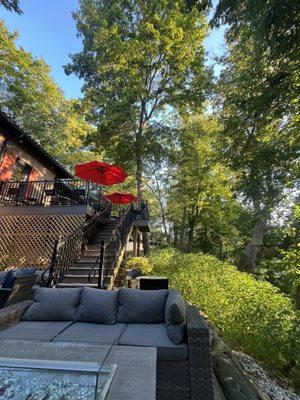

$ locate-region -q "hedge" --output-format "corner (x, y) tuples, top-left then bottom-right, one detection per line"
(142, 248), (299, 382)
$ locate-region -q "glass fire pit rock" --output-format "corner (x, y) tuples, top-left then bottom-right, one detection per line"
(0, 358), (117, 400)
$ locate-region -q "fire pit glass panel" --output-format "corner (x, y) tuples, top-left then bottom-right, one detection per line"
(0, 358), (117, 400)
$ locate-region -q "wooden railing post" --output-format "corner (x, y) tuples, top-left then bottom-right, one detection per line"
(98, 240), (105, 289)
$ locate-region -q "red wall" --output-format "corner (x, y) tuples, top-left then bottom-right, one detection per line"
(0, 150), (17, 181)
(28, 167), (39, 181)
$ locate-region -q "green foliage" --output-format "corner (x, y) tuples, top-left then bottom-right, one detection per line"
(257, 204), (300, 305)
(215, 38), (299, 213)
(0, 0), (22, 14)
(125, 257), (153, 275)
(66, 0), (210, 194)
(212, 0), (300, 118)
(0, 21), (100, 168)
(211, 0), (299, 271)
(148, 248), (299, 381)
(165, 113), (245, 259)
(259, 246), (300, 302)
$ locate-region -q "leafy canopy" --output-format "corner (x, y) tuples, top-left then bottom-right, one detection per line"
(65, 0), (210, 185)
(0, 0), (22, 14)
(0, 21), (100, 167)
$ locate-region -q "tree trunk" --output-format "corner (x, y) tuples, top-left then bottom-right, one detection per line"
(179, 208), (187, 250)
(173, 225), (178, 247)
(218, 236), (223, 260)
(143, 175), (170, 244)
(154, 173), (170, 244)
(187, 207), (198, 251)
(244, 218), (267, 272)
(136, 153), (143, 200)
(135, 102), (151, 255)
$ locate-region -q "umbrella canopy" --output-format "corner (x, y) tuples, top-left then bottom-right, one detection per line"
(75, 161), (128, 185)
(104, 192), (138, 205)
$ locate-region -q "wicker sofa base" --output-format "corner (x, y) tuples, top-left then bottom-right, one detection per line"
(157, 360), (190, 400)
(0, 301), (214, 400)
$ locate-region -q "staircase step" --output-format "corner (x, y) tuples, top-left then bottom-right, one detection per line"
(85, 250), (101, 257)
(56, 283), (99, 288)
(55, 216), (127, 289)
(69, 268), (96, 276)
(62, 275), (99, 284)
(78, 256), (99, 262)
(73, 262), (97, 268)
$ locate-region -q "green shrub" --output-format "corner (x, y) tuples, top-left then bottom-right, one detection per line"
(148, 248), (299, 382)
(125, 257), (153, 275)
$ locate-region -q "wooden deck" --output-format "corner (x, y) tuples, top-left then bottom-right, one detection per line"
(0, 204), (95, 216)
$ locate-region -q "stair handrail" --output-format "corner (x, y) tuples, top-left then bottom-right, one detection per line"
(41, 203), (112, 286)
(88, 204), (134, 288)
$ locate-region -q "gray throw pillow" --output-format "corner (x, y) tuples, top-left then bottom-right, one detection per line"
(165, 289), (186, 325)
(117, 288), (168, 323)
(75, 288), (118, 324)
(167, 323), (186, 345)
(22, 287), (82, 321)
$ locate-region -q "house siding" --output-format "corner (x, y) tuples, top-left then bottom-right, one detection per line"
(0, 137), (56, 181)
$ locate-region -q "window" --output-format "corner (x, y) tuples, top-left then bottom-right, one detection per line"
(0, 139), (7, 164)
(10, 158), (31, 182)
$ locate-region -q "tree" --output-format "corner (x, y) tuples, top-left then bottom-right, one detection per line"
(0, 21), (100, 168)
(166, 114), (243, 259)
(212, 0), (300, 117)
(215, 35), (299, 271)
(65, 0), (209, 199)
(0, 0), (22, 14)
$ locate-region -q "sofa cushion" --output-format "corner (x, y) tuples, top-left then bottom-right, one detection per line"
(117, 288), (168, 323)
(165, 289), (186, 325)
(53, 322), (127, 345)
(166, 323), (186, 345)
(75, 288), (118, 324)
(18, 268), (37, 277)
(0, 321), (72, 341)
(22, 287), (82, 321)
(1, 270), (17, 289)
(119, 323), (188, 361)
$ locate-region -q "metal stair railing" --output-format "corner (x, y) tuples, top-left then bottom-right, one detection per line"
(41, 204), (112, 287)
(88, 205), (134, 288)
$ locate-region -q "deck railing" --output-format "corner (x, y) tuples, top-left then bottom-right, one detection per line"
(0, 179), (102, 208)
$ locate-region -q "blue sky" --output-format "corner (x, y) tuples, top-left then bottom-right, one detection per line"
(0, 0), (225, 99)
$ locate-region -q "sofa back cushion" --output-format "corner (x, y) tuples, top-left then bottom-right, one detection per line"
(117, 288), (168, 323)
(22, 287), (82, 321)
(164, 289), (186, 345)
(2, 270), (17, 289)
(18, 268), (37, 277)
(75, 288), (118, 324)
(165, 289), (186, 325)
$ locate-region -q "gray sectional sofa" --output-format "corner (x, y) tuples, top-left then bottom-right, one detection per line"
(0, 287), (214, 400)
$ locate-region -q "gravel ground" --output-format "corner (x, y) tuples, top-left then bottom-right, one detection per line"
(233, 351), (299, 400)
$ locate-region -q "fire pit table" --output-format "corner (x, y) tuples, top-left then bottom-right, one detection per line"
(0, 340), (156, 400)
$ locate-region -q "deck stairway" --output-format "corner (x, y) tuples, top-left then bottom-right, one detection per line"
(42, 202), (149, 289)
(56, 217), (123, 289)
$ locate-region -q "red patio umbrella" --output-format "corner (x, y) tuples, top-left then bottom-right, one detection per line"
(104, 192), (138, 205)
(75, 161), (128, 185)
